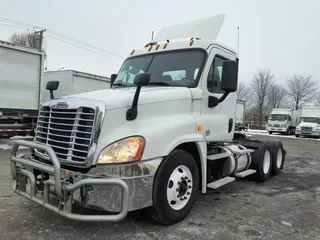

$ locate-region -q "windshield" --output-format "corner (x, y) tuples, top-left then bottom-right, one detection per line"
(300, 117), (320, 124)
(268, 114), (288, 121)
(113, 49), (206, 87)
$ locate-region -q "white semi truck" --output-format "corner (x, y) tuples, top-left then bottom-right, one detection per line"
(267, 108), (301, 135)
(0, 40), (45, 137)
(295, 106), (320, 138)
(10, 15), (286, 225)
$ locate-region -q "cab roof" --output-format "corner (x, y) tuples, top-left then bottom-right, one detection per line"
(128, 14), (236, 58)
(128, 38), (236, 58)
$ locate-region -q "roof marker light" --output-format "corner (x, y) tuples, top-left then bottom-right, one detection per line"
(163, 43), (168, 49)
(156, 44), (160, 50)
(148, 45), (153, 51)
(189, 39), (194, 46)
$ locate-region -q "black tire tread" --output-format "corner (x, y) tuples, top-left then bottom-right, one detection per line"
(152, 149), (199, 225)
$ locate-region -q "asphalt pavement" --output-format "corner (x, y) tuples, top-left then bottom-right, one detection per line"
(0, 135), (319, 240)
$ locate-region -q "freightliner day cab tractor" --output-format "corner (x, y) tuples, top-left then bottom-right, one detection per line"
(10, 15), (286, 225)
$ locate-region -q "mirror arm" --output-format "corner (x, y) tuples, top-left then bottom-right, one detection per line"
(50, 90), (54, 100)
(126, 85), (142, 121)
(208, 92), (230, 108)
(218, 92), (230, 103)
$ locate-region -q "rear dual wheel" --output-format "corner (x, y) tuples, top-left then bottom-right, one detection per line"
(251, 141), (272, 182)
(249, 140), (286, 181)
(268, 141), (286, 175)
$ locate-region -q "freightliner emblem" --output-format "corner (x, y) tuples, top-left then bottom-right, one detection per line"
(52, 102), (69, 108)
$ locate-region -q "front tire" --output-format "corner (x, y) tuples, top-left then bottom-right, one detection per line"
(152, 150), (199, 225)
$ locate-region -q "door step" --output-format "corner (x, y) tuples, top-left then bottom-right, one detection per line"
(207, 152), (232, 161)
(207, 177), (235, 189)
(235, 169), (256, 178)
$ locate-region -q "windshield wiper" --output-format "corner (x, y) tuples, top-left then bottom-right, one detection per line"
(147, 82), (171, 86)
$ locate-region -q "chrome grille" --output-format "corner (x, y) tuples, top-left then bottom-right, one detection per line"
(301, 126), (312, 131)
(35, 106), (96, 165)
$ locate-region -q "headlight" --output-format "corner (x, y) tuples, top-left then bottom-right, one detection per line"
(296, 126), (300, 130)
(98, 136), (145, 164)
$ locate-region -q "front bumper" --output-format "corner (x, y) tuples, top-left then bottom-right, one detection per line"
(295, 130), (320, 137)
(267, 127), (287, 132)
(11, 140), (161, 222)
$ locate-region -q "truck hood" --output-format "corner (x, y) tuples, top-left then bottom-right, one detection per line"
(298, 122), (320, 128)
(65, 86), (192, 110)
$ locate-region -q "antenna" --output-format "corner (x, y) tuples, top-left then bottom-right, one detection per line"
(151, 31), (154, 41)
(236, 26), (240, 59)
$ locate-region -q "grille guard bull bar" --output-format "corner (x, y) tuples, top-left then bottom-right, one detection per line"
(10, 140), (129, 222)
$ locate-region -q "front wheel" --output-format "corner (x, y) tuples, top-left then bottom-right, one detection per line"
(152, 150), (199, 225)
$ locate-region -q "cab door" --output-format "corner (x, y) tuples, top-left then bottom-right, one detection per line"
(200, 46), (237, 142)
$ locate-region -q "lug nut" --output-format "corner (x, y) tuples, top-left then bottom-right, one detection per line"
(180, 198), (184, 201)
(184, 196), (187, 200)
(187, 180), (191, 183)
(176, 188), (179, 192)
(181, 177), (185, 181)
(187, 192), (190, 195)
(185, 176), (188, 180)
(188, 186), (192, 189)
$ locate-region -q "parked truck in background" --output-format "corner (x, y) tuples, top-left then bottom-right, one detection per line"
(0, 40), (44, 138)
(10, 15), (286, 225)
(42, 70), (111, 103)
(295, 106), (320, 138)
(267, 108), (301, 135)
(235, 99), (247, 131)
(0, 42), (111, 139)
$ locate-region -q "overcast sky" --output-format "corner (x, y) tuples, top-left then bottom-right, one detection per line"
(1, 0), (319, 85)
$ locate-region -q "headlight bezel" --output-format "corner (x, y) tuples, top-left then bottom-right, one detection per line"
(97, 135), (146, 165)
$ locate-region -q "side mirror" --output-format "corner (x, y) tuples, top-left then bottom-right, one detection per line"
(110, 74), (117, 87)
(208, 60), (238, 108)
(134, 73), (150, 86)
(126, 73), (151, 121)
(221, 60), (238, 92)
(46, 81), (60, 100)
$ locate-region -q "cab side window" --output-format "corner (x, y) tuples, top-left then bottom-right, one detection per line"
(207, 56), (225, 93)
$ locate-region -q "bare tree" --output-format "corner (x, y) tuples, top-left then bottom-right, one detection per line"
(250, 69), (274, 128)
(237, 82), (249, 100)
(9, 32), (42, 49)
(315, 94), (320, 106)
(286, 74), (318, 110)
(268, 84), (286, 109)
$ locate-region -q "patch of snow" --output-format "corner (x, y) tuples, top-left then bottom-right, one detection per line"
(281, 221), (292, 227)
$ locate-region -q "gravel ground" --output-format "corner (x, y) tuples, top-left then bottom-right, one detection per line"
(0, 135), (319, 240)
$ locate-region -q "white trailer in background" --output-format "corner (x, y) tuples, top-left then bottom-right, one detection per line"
(267, 108), (301, 135)
(0, 40), (44, 138)
(235, 99), (247, 131)
(42, 70), (110, 103)
(295, 106), (320, 138)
